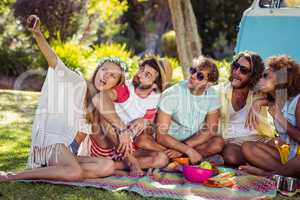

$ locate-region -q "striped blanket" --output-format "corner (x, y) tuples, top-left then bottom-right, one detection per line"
(22, 168), (277, 200)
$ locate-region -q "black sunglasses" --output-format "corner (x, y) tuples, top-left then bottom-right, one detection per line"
(232, 61), (252, 75)
(261, 71), (269, 79)
(189, 67), (205, 81)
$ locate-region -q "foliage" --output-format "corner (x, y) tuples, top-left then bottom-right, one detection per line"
(0, 47), (34, 76)
(87, 0), (129, 42)
(13, 0), (87, 42)
(191, 0), (253, 58)
(215, 59), (231, 83)
(93, 42), (139, 77)
(161, 30), (177, 58)
(51, 39), (94, 78)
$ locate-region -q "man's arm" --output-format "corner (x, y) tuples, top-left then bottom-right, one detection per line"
(27, 15), (57, 68)
(156, 110), (192, 153)
(185, 109), (220, 147)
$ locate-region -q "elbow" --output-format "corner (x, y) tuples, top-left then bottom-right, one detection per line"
(156, 133), (167, 145)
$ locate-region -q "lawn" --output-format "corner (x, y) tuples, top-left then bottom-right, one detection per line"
(0, 89), (299, 200)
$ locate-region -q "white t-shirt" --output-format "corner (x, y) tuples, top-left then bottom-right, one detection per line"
(225, 102), (258, 139)
(113, 81), (161, 124)
(31, 58), (91, 148)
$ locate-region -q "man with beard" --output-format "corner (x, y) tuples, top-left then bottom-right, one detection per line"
(218, 51), (275, 166)
(80, 57), (173, 176)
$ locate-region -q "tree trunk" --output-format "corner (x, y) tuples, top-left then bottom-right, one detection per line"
(168, 0), (202, 79)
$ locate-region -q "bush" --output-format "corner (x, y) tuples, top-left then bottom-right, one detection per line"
(161, 30), (177, 58)
(0, 47), (34, 76)
(215, 59), (231, 83)
(52, 39), (93, 78)
(92, 43), (140, 78)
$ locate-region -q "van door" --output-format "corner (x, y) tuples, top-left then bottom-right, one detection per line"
(235, 0), (300, 62)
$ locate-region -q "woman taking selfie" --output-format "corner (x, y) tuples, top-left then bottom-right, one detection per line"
(0, 15), (129, 181)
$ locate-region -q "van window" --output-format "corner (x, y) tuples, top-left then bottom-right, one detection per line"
(279, 0), (300, 8)
(259, 0), (279, 8)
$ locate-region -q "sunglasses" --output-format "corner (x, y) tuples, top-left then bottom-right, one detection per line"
(189, 67), (205, 81)
(261, 71), (269, 79)
(231, 61), (252, 75)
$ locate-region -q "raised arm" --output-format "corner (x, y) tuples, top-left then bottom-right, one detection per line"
(27, 15), (57, 68)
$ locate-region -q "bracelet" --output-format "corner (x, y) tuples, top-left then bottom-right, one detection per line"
(111, 124), (127, 135)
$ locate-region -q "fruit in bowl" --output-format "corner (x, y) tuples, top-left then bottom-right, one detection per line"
(183, 164), (214, 183)
(173, 157), (190, 165)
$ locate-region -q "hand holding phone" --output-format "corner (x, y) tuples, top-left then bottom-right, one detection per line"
(26, 15), (40, 31)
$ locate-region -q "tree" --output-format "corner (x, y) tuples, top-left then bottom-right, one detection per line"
(80, 0), (128, 44)
(13, 0), (87, 42)
(168, 0), (202, 78)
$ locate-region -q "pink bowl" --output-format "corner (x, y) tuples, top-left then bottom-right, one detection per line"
(183, 165), (214, 183)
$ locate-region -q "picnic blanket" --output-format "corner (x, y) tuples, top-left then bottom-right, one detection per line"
(22, 168), (277, 200)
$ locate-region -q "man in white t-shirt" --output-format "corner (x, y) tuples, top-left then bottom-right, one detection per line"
(216, 51), (275, 166)
(85, 57), (173, 176)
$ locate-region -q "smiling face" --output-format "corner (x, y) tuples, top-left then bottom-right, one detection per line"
(133, 64), (159, 90)
(258, 69), (277, 93)
(231, 56), (252, 89)
(94, 62), (122, 91)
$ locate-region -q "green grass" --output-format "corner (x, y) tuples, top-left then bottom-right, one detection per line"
(0, 89), (299, 200)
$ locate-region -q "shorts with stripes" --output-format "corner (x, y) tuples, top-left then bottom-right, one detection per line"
(90, 136), (124, 161)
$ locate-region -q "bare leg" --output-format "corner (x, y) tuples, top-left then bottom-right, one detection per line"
(113, 150), (169, 175)
(156, 133), (202, 164)
(76, 156), (115, 178)
(192, 136), (224, 158)
(239, 156), (300, 178)
(134, 132), (166, 152)
(99, 119), (144, 176)
(241, 141), (281, 171)
(0, 145), (83, 182)
(222, 143), (246, 166)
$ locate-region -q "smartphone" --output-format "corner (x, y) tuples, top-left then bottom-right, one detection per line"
(28, 17), (38, 29)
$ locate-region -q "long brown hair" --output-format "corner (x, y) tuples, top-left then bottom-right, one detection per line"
(84, 57), (126, 128)
(229, 51), (265, 89)
(266, 55), (300, 98)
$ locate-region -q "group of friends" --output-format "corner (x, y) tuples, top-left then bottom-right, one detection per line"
(1, 15), (300, 182)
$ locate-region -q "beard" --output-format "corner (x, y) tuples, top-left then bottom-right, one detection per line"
(133, 76), (153, 90)
(230, 75), (251, 89)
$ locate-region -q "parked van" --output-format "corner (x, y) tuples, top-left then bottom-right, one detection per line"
(235, 0), (300, 62)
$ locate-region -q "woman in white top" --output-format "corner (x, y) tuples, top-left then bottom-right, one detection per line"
(0, 15), (127, 181)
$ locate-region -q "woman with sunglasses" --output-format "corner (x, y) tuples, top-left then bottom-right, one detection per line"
(156, 56), (224, 164)
(218, 51), (275, 167)
(0, 15), (129, 181)
(240, 55), (300, 178)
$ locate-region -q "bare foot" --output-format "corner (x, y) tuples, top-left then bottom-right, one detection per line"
(239, 165), (270, 176)
(186, 148), (202, 164)
(126, 157), (144, 177)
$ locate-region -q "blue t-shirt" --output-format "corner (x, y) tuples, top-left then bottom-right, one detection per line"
(158, 81), (221, 141)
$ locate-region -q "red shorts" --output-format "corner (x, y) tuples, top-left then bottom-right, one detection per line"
(90, 136), (124, 161)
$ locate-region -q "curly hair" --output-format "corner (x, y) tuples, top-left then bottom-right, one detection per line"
(193, 56), (219, 83)
(266, 55), (300, 98)
(229, 51), (265, 89)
